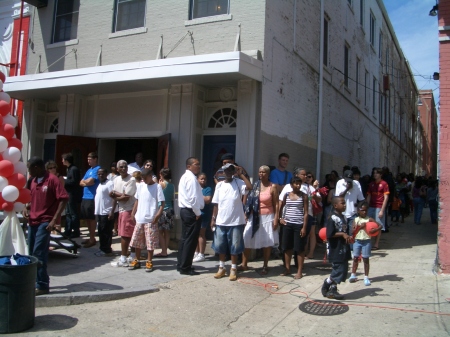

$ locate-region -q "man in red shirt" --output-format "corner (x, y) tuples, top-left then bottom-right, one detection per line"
(23, 157), (68, 296)
(366, 167), (389, 250)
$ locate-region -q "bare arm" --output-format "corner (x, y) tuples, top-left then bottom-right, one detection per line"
(271, 185), (279, 230)
(80, 177), (95, 187)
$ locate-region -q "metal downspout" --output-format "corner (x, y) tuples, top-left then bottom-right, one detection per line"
(316, 0), (324, 180)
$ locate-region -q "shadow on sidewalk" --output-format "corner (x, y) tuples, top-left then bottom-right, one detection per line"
(342, 287), (384, 300)
(49, 281), (124, 294)
(30, 314), (78, 331)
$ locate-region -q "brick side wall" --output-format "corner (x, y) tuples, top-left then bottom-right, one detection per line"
(438, 0), (450, 273)
(260, 0), (416, 179)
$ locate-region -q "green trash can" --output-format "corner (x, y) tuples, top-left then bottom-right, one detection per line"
(0, 255), (37, 333)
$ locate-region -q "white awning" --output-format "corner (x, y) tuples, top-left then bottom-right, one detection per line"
(4, 51), (262, 100)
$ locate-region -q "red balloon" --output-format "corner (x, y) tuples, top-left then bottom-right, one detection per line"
(366, 221), (380, 237)
(8, 138), (22, 150)
(0, 124), (15, 139)
(319, 227), (327, 241)
(17, 188), (31, 204)
(0, 71), (5, 83)
(2, 201), (14, 212)
(8, 173), (26, 189)
(0, 160), (14, 177)
(0, 101), (9, 116)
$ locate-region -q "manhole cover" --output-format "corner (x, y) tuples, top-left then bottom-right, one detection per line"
(299, 300), (349, 316)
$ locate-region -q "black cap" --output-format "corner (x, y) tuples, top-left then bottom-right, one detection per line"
(343, 170), (353, 182)
(221, 153), (234, 161)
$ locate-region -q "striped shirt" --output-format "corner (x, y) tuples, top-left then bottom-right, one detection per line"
(283, 192), (305, 225)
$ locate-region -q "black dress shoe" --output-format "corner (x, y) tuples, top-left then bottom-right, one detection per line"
(177, 266), (195, 272)
(179, 269), (200, 276)
(70, 233), (80, 239)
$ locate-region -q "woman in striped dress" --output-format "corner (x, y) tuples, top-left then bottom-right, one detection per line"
(279, 176), (309, 279)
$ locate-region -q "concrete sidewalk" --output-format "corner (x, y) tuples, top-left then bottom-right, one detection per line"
(36, 229), (220, 307)
(25, 213), (450, 336)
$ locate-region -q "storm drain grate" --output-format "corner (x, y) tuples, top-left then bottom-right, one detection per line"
(299, 300), (349, 316)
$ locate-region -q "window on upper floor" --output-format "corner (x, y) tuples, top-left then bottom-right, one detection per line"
(378, 31), (383, 60)
(372, 77), (377, 116)
(360, 0), (364, 26)
(370, 12), (375, 46)
(189, 0), (229, 20)
(364, 70), (369, 107)
(113, 0), (146, 32)
(323, 17), (329, 67)
(52, 0), (80, 43)
(356, 58), (360, 98)
(344, 44), (350, 87)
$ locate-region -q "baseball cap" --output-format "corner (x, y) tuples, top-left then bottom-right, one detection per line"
(343, 170), (353, 182)
(221, 163), (235, 170)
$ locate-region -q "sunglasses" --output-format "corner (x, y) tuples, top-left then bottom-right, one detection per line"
(306, 175), (312, 178)
(119, 166), (127, 168)
(48, 167), (56, 170)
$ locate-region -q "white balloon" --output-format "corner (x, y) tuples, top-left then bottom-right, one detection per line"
(0, 136), (7, 152)
(0, 176), (7, 192)
(2, 185), (19, 202)
(0, 92), (10, 104)
(3, 147), (21, 164)
(13, 201), (24, 212)
(14, 161), (27, 176)
(3, 114), (17, 128)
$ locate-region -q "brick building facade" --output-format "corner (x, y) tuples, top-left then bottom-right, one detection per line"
(438, 0), (450, 273)
(417, 89), (438, 178)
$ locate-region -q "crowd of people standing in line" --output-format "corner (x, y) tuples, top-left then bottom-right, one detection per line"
(24, 150), (438, 298)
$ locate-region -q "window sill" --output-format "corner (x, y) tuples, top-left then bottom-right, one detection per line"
(46, 39), (79, 49)
(185, 14), (232, 26)
(344, 86), (352, 95)
(370, 43), (376, 54)
(109, 27), (147, 39)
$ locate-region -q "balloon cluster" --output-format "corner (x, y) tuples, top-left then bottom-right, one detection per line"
(0, 71), (30, 212)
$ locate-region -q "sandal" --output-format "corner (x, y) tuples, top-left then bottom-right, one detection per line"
(260, 267), (269, 275)
(154, 253), (168, 258)
(294, 274), (303, 279)
(372, 246), (379, 251)
(237, 265), (249, 272)
(280, 269), (291, 276)
(83, 240), (97, 248)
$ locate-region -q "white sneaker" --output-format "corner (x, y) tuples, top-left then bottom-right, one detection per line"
(193, 252), (198, 260)
(127, 256), (135, 263)
(193, 254), (205, 262)
(111, 259), (129, 267)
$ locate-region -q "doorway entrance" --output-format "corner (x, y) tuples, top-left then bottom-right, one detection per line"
(202, 135), (236, 189)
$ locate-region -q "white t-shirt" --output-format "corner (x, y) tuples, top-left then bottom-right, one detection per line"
(127, 162), (143, 174)
(335, 178), (365, 218)
(279, 183), (318, 216)
(134, 182), (165, 224)
(94, 180), (114, 215)
(212, 178), (248, 226)
(113, 175), (137, 212)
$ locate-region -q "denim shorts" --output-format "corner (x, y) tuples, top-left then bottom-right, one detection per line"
(353, 239), (371, 258)
(212, 224), (245, 255)
(368, 207), (385, 230)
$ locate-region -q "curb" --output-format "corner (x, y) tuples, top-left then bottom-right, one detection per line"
(35, 286), (160, 307)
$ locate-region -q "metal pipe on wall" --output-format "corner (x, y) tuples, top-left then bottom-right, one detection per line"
(316, 0), (324, 180)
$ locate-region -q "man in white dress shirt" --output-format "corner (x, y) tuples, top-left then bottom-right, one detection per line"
(335, 170), (365, 230)
(177, 157), (205, 275)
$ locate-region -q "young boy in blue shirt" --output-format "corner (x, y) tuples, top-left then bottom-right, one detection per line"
(321, 196), (352, 299)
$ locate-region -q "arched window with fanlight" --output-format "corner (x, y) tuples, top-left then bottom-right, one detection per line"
(49, 118), (58, 133)
(208, 108), (237, 128)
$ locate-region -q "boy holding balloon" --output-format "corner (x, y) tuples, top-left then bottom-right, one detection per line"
(348, 201), (381, 286)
